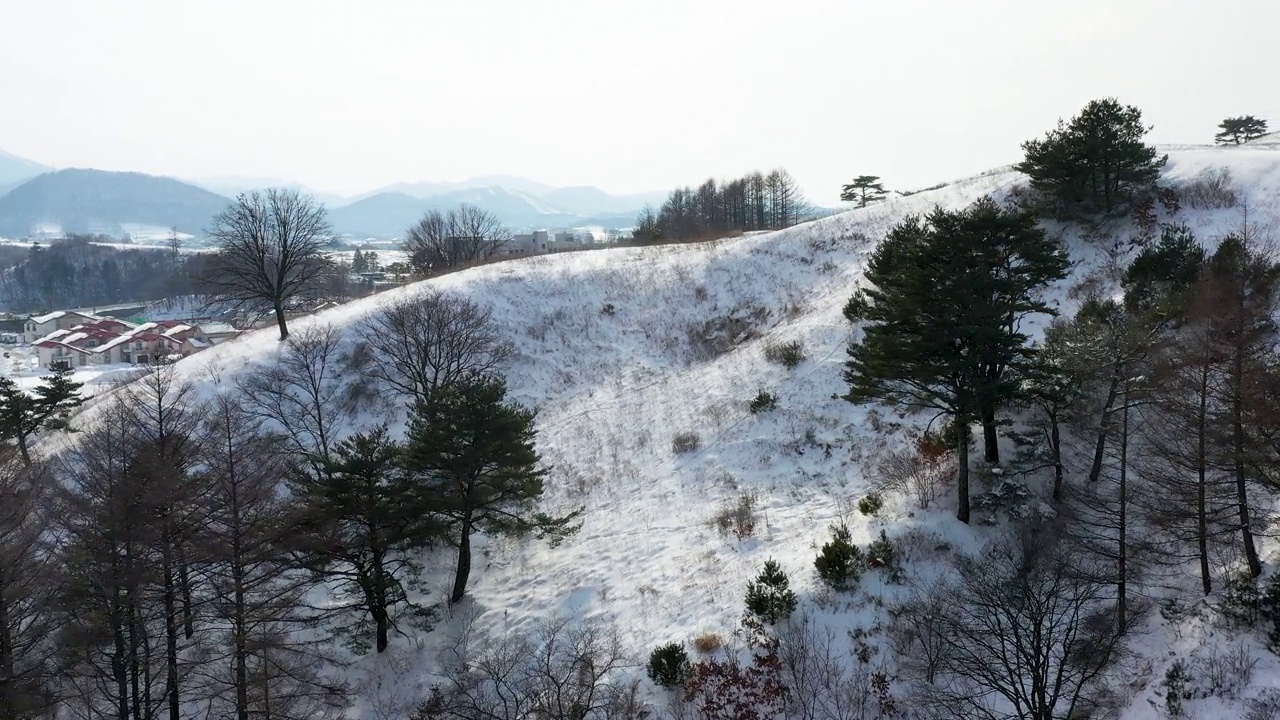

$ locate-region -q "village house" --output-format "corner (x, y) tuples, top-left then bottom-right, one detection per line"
(31, 315), (241, 369)
(24, 310), (101, 343)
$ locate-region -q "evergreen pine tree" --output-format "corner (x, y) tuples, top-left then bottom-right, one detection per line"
(1122, 223), (1206, 319)
(1017, 98), (1167, 217)
(844, 198), (1067, 521)
(352, 249), (368, 273)
(840, 175), (889, 208)
(401, 376), (581, 603)
(292, 427), (438, 652)
(744, 559), (797, 624)
(0, 365), (85, 465)
(1215, 115), (1269, 145)
(814, 524), (863, 590)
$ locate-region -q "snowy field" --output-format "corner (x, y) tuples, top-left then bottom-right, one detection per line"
(50, 144), (1280, 718)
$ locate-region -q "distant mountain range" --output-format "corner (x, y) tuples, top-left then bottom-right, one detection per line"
(0, 148), (667, 239)
(0, 169), (228, 237)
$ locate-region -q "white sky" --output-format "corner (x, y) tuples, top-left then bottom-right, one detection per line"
(0, 0), (1275, 205)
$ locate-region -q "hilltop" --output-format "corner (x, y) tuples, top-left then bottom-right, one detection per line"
(82, 144), (1280, 718)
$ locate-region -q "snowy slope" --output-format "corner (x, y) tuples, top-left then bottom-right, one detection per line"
(67, 145), (1280, 718)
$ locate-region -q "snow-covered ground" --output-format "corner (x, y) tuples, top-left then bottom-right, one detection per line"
(53, 144), (1280, 718)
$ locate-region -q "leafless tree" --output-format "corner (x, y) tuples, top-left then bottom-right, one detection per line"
(0, 453), (61, 720)
(874, 434), (950, 510)
(403, 205), (511, 275)
(198, 390), (345, 720)
(56, 398), (169, 720)
(775, 616), (876, 720)
(204, 189), (333, 340)
(418, 618), (632, 720)
(239, 324), (358, 478)
(918, 527), (1124, 720)
(359, 290), (514, 409)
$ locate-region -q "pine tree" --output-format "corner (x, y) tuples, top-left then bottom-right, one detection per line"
(840, 175), (889, 208)
(351, 249), (368, 274)
(401, 376), (581, 604)
(0, 365), (85, 465)
(814, 524), (863, 590)
(1122, 223), (1206, 319)
(292, 428), (438, 652)
(1215, 115), (1269, 145)
(744, 559), (797, 624)
(844, 198), (1067, 522)
(1017, 98), (1167, 217)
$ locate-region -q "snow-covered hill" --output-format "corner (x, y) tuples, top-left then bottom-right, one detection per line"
(79, 145), (1280, 718)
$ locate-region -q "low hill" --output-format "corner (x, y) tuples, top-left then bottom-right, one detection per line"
(51, 145), (1280, 718)
(0, 169), (229, 237)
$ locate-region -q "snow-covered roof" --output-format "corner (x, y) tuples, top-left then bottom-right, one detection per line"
(198, 322), (239, 336)
(29, 310), (97, 325)
(33, 329), (71, 344)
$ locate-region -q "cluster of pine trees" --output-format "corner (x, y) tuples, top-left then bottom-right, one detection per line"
(847, 97), (1280, 642)
(633, 168), (810, 243)
(0, 292), (580, 719)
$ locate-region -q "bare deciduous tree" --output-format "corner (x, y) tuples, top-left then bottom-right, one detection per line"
(204, 189), (333, 340)
(403, 205), (511, 275)
(360, 291), (514, 409)
(200, 390), (344, 719)
(418, 618), (632, 720)
(57, 398), (169, 720)
(239, 324), (357, 478)
(0, 454), (61, 720)
(917, 528), (1124, 720)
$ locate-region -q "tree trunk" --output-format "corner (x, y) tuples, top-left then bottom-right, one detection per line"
(112, 589), (130, 720)
(956, 421), (970, 524)
(0, 570), (13, 720)
(1089, 376), (1120, 483)
(163, 548), (180, 720)
(1197, 366), (1211, 596)
(451, 515), (474, 603)
(14, 433), (30, 467)
(274, 300), (289, 341)
(177, 543), (194, 639)
(1117, 385), (1129, 633)
(375, 608), (390, 654)
(980, 403), (1000, 464)
(1049, 409), (1064, 503)
(1233, 355), (1263, 578)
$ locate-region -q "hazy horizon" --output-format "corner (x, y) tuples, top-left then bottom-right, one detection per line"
(2, 0), (1276, 205)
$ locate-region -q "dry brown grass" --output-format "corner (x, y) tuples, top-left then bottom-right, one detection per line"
(692, 632), (724, 654)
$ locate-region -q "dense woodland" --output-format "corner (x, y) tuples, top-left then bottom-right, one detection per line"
(5, 100), (1280, 720)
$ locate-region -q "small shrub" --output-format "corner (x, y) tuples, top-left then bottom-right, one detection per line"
(672, 431), (702, 455)
(712, 492), (758, 539)
(1180, 167), (1237, 209)
(1163, 659), (1189, 719)
(744, 559), (797, 625)
(876, 433), (950, 510)
(749, 390), (778, 414)
(647, 642), (691, 688)
(1247, 688), (1280, 720)
(694, 285), (710, 302)
(692, 633), (723, 654)
(1219, 571), (1261, 628)
(815, 523), (864, 591)
(857, 492), (883, 516)
(600, 302), (616, 316)
(764, 339), (805, 369)
(866, 529), (901, 583)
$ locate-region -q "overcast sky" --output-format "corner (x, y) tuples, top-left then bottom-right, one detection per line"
(1, 0), (1275, 204)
